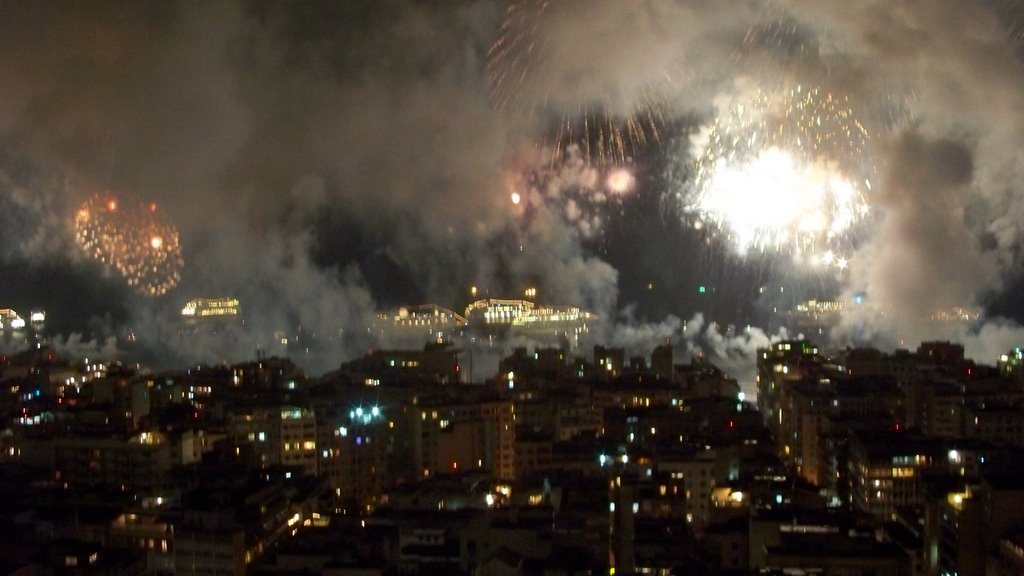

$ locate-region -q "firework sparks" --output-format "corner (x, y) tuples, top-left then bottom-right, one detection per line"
(686, 85), (872, 268)
(487, 0), (672, 166)
(606, 167), (636, 195)
(737, 14), (820, 68)
(505, 147), (639, 238)
(74, 194), (184, 297)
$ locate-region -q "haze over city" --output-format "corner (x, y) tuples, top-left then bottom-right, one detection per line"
(3, 0), (1024, 383)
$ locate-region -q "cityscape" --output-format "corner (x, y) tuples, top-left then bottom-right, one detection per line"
(4, 1), (1024, 576)
(2, 303), (1024, 575)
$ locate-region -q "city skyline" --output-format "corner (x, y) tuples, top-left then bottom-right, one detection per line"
(3, 1), (1024, 379)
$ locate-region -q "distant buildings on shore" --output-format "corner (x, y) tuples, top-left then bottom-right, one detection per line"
(373, 298), (596, 347)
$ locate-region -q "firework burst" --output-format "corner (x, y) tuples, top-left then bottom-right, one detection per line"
(487, 0), (674, 166)
(506, 147), (638, 239)
(686, 85), (873, 270)
(74, 194), (184, 297)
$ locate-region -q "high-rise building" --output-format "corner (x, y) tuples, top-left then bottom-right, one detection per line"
(651, 343), (673, 380)
(413, 393), (515, 481)
(339, 342), (461, 385)
(227, 406), (319, 476)
(594, 345), (625, 378)
(54, 431), (173, 498)
(848, 432), (987, 520)
(997, 347), (1024, 379)
(320, 403), (390, 513)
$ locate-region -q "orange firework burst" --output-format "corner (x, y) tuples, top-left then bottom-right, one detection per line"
(74, 194), (184, 297)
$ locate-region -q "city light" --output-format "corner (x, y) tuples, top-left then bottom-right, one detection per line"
(349, 406), (383, 425)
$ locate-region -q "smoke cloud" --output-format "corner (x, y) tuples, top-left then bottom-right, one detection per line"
(1, 0), (1024, 382)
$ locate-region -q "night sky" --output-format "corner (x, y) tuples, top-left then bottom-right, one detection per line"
(3, 0), (1024, 384)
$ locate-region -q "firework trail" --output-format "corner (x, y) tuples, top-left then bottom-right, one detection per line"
(487, 0), (674, 166)
(737, 13), (821, 69)
(74, 194), (184, 297)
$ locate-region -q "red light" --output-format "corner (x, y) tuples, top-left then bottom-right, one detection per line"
(728, 419), (735, 429)
(893, 423), (901, 431)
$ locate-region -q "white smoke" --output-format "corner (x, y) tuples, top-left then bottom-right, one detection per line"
(2, 0), (1024, 378)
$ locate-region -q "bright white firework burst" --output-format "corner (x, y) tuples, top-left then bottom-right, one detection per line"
(688, 85), (872, 270)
